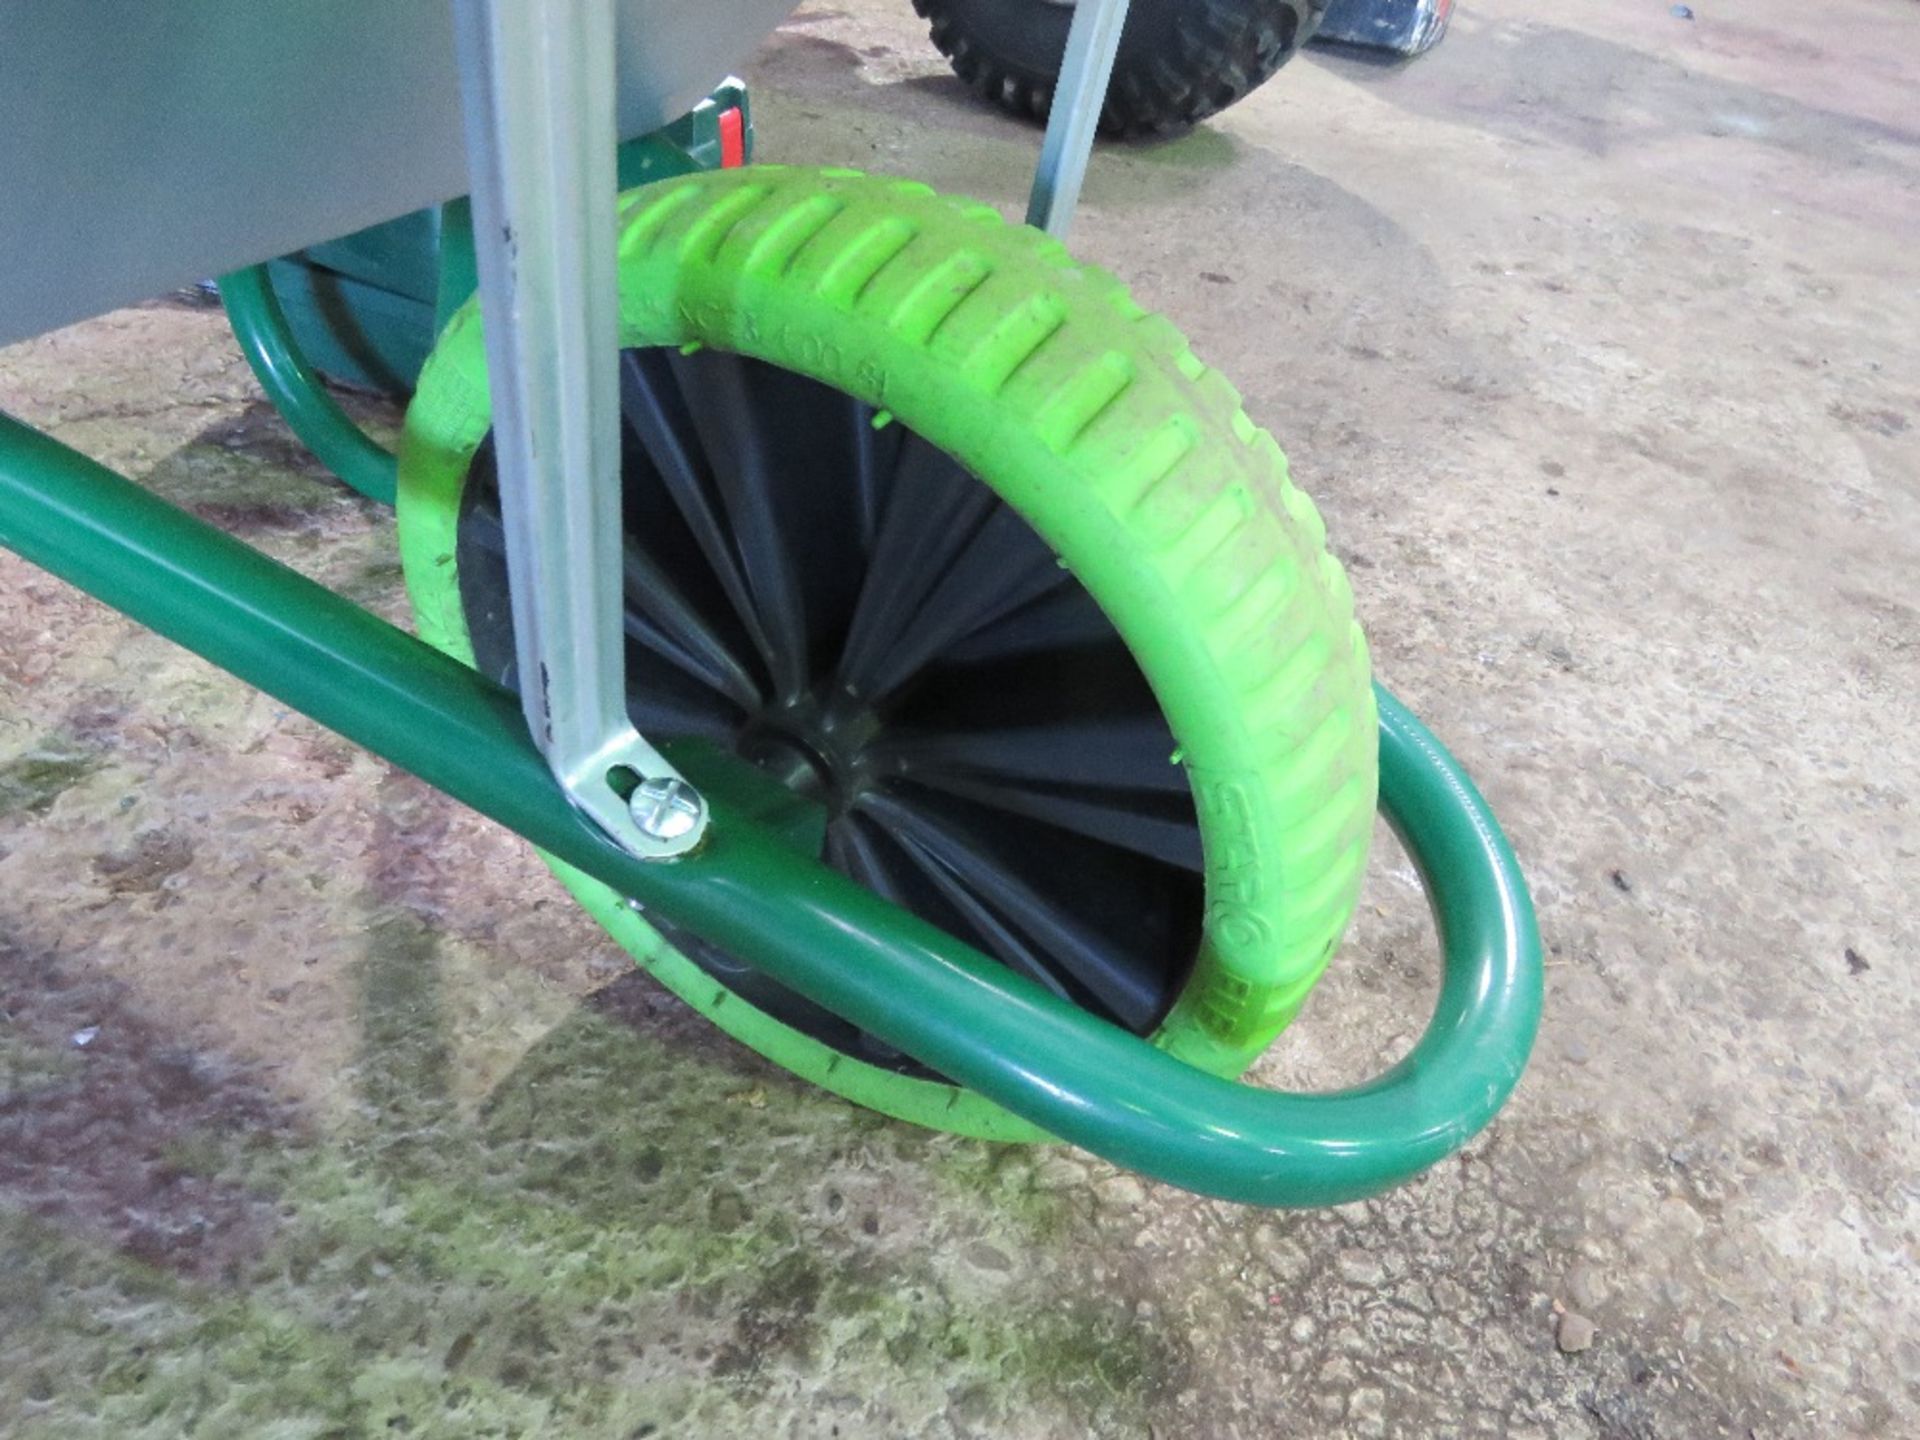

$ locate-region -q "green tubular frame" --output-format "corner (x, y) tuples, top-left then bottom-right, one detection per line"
(0, 410), (1541, 1208)
(218, 265), (399, 506)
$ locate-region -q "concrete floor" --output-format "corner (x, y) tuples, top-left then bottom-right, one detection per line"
(2, 1), (1917, 1435)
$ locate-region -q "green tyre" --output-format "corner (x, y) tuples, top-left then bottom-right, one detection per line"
(396, 166), (1377, 1141)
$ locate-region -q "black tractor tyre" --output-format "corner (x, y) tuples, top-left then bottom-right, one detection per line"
(913, 0), (1327, 138)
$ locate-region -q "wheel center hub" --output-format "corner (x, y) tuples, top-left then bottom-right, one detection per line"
(737, 695), (881, 815)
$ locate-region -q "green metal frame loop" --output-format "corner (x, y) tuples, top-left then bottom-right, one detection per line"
(0, 411), (1541, 1207)
(218, 265), (399, 506)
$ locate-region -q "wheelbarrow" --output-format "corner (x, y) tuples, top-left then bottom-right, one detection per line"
(0, 0), (1540, 1207)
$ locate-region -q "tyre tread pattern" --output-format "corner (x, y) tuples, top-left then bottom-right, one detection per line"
(618, 167), (1377, 1064)
(912, 0), (1323, 138)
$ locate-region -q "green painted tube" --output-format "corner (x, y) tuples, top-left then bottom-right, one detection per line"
(0, 412), (1540, 1207)
(218, 266), (399, 506)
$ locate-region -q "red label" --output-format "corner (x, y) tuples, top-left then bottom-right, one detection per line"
(718, 107), (746, 169)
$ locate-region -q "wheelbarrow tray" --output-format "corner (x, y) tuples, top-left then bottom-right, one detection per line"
(0, 0), (798, 346)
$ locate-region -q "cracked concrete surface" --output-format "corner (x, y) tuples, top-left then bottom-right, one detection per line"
(2, 1), (1916, 1435)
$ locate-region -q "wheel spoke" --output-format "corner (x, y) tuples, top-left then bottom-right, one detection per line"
(619, 350), (777, 673)
(870, 702), (1201, 869)
(853, 506), (1073, 704)
(857, 788), (1168, 1030)
(823, 810), (914, 908)
(935, 582), (1120, 667)
(668, 350), (813, 699)
(875, 715), (1192, 795)
(620, 536), (762, 708)
(837, 434), (998, 700)
(464, 474), (758, 709)
(822, 812), (968, 1069)
(620, 641), (743, 742)
(850, 400), (905, 553)
(872, 826), (1078, 1004)
(874, 634), (1202, 866)
(887, 767), (1201, 871)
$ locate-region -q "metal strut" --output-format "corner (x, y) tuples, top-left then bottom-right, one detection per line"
(1026, 0), (1133, 238)
(450, 0), (708, 859)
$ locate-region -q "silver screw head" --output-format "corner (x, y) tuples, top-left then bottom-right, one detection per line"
(628, 776), (703, 841)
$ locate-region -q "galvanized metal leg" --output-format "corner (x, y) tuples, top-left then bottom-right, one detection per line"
(1026, 0), (1132, 238)
(450, 0), (707, 858)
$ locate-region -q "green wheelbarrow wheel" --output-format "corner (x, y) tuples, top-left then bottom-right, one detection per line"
(396, 166), (1378, 1138)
